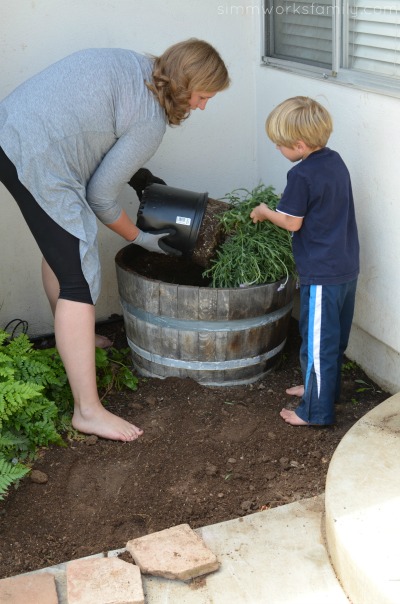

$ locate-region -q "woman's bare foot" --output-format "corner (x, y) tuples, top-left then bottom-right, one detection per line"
(72, 404), (143, 442)
(280, 408), (309, 426)
(95, 334), (113, 349)
(286, 385), (305, 397)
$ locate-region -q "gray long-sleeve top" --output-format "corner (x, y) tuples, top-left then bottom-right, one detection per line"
(0, 48), (167, 302)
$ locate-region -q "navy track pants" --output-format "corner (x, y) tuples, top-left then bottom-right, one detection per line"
(295, 279), (358, 425)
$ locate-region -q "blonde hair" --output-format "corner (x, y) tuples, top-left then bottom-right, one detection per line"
(147, 38), (230, 126)
(266, 96), (333, 149)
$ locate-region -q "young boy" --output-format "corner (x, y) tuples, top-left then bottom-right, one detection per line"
(250, 96), (359, 426)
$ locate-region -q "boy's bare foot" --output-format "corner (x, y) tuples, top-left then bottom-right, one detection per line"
(286, 385), (305, 397)
(95, 334), (113, 348)
(280, 408), (309, 426)
(72, 404), (143, 442)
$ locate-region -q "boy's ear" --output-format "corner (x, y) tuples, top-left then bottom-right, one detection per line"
(295, 140), (308, 153)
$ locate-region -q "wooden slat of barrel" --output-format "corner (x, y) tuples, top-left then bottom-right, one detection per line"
(198, 329), (217, 363)
(159, 282), (178, 318)
(216, 289), (230, 320)
(198, 286), (218, 320)
(226, 287), (262, 320)
(177, 286), (199, 321)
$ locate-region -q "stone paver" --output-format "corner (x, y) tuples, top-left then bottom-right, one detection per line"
(0, 572), (58, 604)
(126, 523), (220, 581)
(66, 557), (144, 604)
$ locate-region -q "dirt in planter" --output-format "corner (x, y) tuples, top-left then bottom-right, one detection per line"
(191, 197), (228, 267)
(0, 317), (389, 579)
(116, 245), (211, 286)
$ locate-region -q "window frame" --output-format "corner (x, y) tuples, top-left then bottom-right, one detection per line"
(261, 0), (400, 99)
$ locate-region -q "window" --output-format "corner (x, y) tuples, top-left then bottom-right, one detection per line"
(263, 1), (400, 96)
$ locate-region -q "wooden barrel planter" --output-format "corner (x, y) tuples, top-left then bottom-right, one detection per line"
(115, 245), (295, 386)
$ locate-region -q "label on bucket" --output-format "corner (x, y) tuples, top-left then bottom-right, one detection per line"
(176, 216), (191, 226)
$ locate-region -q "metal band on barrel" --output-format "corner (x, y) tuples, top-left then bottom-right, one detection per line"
(120, 299), (293, 333)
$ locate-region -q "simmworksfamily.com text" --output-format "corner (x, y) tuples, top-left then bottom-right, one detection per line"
(217, 4), (399, 17)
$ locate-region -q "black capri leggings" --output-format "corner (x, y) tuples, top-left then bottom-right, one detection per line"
(0, 147), (93, 304)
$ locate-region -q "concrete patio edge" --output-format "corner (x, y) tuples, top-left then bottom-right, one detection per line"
(325, 392), (400, 604)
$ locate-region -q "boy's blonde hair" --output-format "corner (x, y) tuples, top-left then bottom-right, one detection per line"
(266, 96), (333, 149)
(147, 38), (230, 126)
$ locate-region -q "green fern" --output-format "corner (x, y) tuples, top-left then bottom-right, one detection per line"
(0, 381), (44, 428)
(0, 431), (30, 456)
(0, 330), (70, 499)
(96, 347), (139, 393)
(6, 333), (33, 356)
(0, 455), (30, 501)
(0, 327), (139, 499)
(0, 332), (10, 346)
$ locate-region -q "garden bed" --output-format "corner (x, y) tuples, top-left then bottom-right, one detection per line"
(0, 317), (388, 579)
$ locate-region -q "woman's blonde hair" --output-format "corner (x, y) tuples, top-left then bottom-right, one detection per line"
(266, 96), (333, 149)
(147, 38), (230, 126)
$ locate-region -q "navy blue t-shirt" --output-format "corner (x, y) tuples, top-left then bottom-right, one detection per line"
(277, 147), (359, 286)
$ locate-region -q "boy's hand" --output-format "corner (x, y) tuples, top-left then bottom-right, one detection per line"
(250, 203), (303, 232)
(250, 203), (268, 223)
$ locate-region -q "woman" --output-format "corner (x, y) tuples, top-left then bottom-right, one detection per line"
(0, 39), (230, 442)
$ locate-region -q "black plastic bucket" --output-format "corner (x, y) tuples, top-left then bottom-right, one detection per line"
(136, 184), (208, 256)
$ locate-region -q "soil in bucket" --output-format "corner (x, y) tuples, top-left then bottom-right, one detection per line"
(191, 197), (228, 267)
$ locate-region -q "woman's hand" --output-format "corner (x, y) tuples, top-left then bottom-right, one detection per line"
(106, 210), (182, 255)
(132, 229), (182, 256)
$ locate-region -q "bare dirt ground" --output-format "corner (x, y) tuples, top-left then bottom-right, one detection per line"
(0, 316), (389, 579)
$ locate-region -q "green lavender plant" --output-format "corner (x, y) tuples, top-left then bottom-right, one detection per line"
(203, 184), (296, 288)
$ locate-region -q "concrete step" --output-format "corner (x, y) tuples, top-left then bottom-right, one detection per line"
(325, 392), (400, 604)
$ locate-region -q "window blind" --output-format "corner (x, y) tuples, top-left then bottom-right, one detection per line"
(266, 0), (334, 68)
(347, 1), (400, 78)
